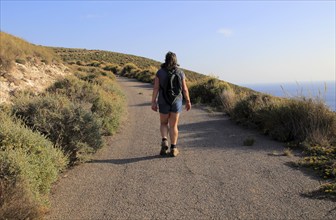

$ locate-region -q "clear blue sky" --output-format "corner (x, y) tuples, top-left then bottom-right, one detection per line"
(1, 0), (335, 84)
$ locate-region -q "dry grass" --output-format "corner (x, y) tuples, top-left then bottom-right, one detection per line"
(283, 148), (294, 157)
(0, 32), (58, 71)
(220, 89), (237, 116)
(0, 178), (41, 220)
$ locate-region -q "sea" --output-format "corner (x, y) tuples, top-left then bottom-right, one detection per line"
(242, 81), (336, 111)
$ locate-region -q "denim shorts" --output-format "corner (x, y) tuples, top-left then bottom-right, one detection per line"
(159, 99), (183, 114)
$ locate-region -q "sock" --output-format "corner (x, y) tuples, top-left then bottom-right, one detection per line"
(162, 138), (167, 142)
(171, 144), (176, 149)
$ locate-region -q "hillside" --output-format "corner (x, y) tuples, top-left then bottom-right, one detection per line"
(52, 47), (207, 83)
(0, 31), (254, 106)
(0, 32), (70, 103)
(51, 47), (255, 98)
(0, 32), (126, 219)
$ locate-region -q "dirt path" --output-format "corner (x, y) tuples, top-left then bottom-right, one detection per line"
(47, 77), (335, 220)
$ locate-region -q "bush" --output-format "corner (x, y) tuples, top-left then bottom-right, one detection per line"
(87, 61), (101, 67)
(136, 66), (157, 83)
(103, 63), (122, 74)
(232, 93), (277, 130)
(120, 63), (140, 77)
(47, 75), (99, 106)
(220, 89), (237, 116)
(11, 93), (103, 162)
(1, 151), (41, 220)
(267, 98), (336, 144)
(77, 71), (115, 85)
(0, 112), (67, 219)
(47, 75), (125, 135)
(91, 89), (124, 135)
(76, 60), (85, 66)
(189, 77), (231, 107)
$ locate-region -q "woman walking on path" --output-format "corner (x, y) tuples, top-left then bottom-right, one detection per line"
(151, 52), (191, 157)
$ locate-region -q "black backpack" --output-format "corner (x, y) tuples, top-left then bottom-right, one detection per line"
(161, 68), (182, 105)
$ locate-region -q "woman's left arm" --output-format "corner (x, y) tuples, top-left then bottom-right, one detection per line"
(182, 78), (191, 111)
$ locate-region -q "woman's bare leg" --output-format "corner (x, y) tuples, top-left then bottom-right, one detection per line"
(160, 113), (169, 139)
(168, 112), (180, 145)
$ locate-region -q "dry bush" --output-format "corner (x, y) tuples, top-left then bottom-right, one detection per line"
(0, 175), (41, 220)
(220, 88), (237, 116)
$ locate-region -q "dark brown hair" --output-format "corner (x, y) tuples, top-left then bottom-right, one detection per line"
(161, 51), (179, 70)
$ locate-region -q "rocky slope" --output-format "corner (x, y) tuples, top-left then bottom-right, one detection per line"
(0, 61), (69, 104)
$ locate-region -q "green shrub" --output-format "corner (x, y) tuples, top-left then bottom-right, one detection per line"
(91, 89), (124, 135)
(136, 66), (157, 83)
(77, 71), (115, 85)
(189, 77), (231, 107)
(87, 61), (101, 67)
(15, 58), (26, 65)
(47, 75), (99, 106)
(47, 74), (124, 135)
(266, 98), (336, 143)
(232, 93), (276, 129)
(103, 63), (122, 74)
(11, 93), (103, 162)
(76, 60), (85, 66)
(0, 112), (67, 219)
(74, 65), (115, 81)
(0, 151), (41, 220)
(120, 63), (140, 77)
(298, 143), (336, 194)
(231, 93), (336, 144)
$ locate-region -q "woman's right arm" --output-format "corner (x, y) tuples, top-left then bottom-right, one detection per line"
(151, 76), (160, 111)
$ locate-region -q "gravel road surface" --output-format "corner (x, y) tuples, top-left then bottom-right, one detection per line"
(47, 77), (335, 220)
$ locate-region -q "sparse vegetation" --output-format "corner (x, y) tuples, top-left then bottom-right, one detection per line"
(298, 143), (336, 194)
(1, 33), (126, 219)
(283, 148), (294, 157)
(0, 112), (68, 219)
(0, 32), (58, 71)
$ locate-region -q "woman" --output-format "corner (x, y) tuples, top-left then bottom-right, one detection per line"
(151, 52), (191, 157)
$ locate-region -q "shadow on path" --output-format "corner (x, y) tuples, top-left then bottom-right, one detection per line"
(130, 102), (151, 107)
(129, 84), (152, 90)
(89, 155), (162, 165)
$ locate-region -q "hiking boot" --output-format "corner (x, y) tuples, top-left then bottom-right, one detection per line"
(170, 147), (179, 157)
(160, 139), (169, 156)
